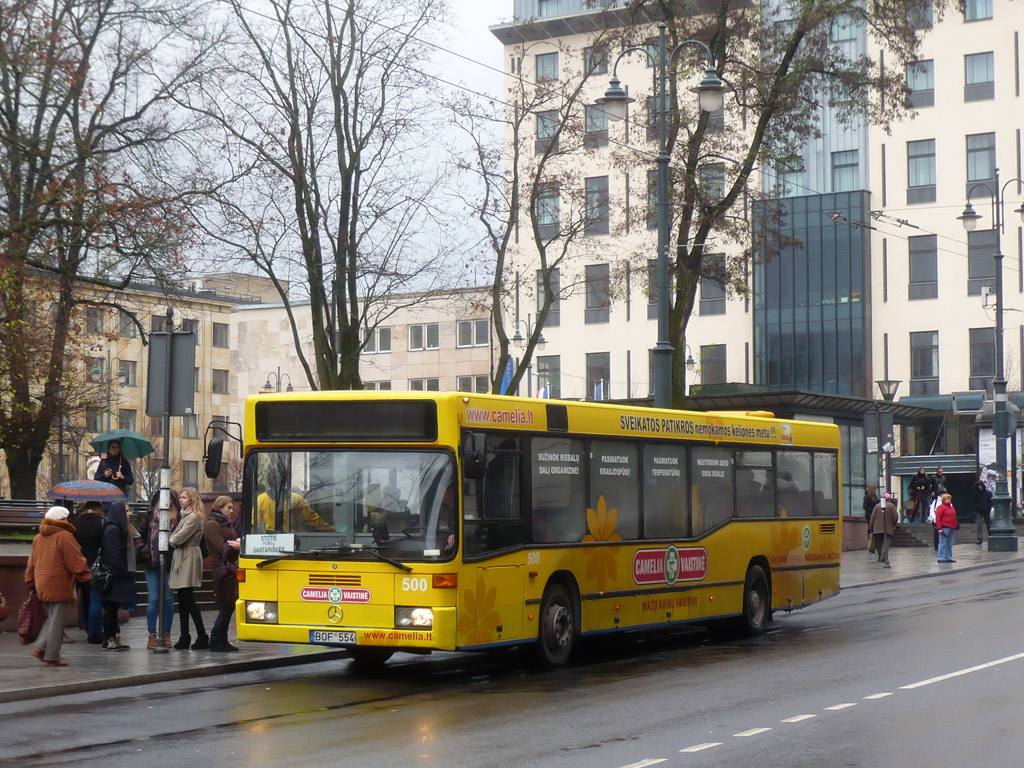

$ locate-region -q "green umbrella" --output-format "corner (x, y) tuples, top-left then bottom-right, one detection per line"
(89, 428), (156, 459)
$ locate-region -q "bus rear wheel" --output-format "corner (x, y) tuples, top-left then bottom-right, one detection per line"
(532, 583), (575, 668)
(347, 647), (394, 671)
(738, 565), (770, 636)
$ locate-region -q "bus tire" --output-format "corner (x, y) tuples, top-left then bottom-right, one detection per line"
(738, 564), (770, 637)
(347, 647), (394, 670)
(532, 583), (575, 668)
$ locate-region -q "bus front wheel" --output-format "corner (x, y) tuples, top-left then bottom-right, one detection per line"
(533, 583), (575, 668)
(739, 565), (770, 636)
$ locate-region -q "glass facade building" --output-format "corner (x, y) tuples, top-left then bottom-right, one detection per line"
(752, 191), (871, 397)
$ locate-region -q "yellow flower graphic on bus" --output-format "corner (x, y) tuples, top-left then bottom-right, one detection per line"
(582, 494), (621, 592)
(457, 571), (500, 646)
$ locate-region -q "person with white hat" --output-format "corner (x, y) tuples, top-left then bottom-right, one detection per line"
(24, 506), (92, 666)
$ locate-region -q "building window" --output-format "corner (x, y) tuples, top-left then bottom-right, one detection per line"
(906, 0), (933, 28)
(700, 253), (727, 316)
(700, 344), (727, 386)
(408, 378), (440, 391)
(85, 308), (104, 334)
(86, 408), (103, 432)
(457, 375), (490, 394)
(776, 155), (804, 197)
(88, 356), (105, 380)
(906, 61), (934, 108)
(969, 327), (995, 391)
(364, 326), (391, 354)
(968, 228), (997, 296)
(645, 95), (661, 142)
(585, 263), (610, 324)
(537, 268), (560, 327)
(212, 368), (229, 394)
(183, 461), (199, 487)
(584, 104), (608, 149)
(538, 0), (558, 18)
(150, 416), (163, 437)
(117, 409), (136, 431)
(644, 39), (660, 68)
(193, 367), (200, 393)
(180, 318), (199, 341)
(212, 322), (229, 348)
(830, 12), (856, 41)
(964, 0), (993, 21)
(706, 106), (724, 134)
(537, 355), (560, 399)
(152, 313), (171, 333)
(535, 109), (558, 155)
(964, 52), (995, 101)
(831, 150), (858, 192)
(457, 319), (489, 348)
(966, 133), (996, 199)
(908, 235), (938, 300)
(183, 414), (199, 439)
(906, 139), (936, 204)
(647, 169), (658, 229)
(910, 331), (939, 396)
(700, 163), (726, 204)
(364, 381), (393, 391)
(583, 44), (608, 76)
(586, 352), (609, 401)
(535, 181), (560, 239)
(584, 176), (609, 236)
(408, 323), (440, 351)
(536, 52), (558, 82)
(647, 260), (659, 320)
(118, 309), (137, 338)
(118, 359), (137, 386)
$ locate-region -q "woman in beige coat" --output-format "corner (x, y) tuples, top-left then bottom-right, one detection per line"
(169, 487), (208, 650)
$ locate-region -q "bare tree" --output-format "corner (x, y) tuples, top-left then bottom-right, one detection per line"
(451, 29), (622, 395)
(0, 0), (219, 496)
(187, 0), (461, 391)
(610, 0), (955, 406)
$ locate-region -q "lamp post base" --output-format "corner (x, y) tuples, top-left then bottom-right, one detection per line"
(987, 531), (1019, 551)
(987, 495), (1018, 551)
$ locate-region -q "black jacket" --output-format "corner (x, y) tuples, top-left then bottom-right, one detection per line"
(100, 502), (138, 605)
(74, 510), (106, 565)
(94, 455), (134, 494)
(910, 472), (930, 500)
(931, 473), (948, 496)
(973, 483), (994, 514)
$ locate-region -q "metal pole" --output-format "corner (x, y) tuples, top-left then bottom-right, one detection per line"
(989, 168), (1018, 551)
(652, 22), (674, 409)
(57, 387), (64, 479)
(106, 348), (112, 431)
(155, 307), (174, 653)
(526, 314), (533, 397)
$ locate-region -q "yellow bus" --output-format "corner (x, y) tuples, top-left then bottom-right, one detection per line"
(209, 391), (842, 668)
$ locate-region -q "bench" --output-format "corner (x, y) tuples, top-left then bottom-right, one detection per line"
(0, 501), (50, 532)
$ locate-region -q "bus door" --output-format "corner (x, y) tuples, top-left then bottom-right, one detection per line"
(461, 435), (526, 644)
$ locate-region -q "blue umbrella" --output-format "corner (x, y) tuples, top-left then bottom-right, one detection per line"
(47, 480), (125, 503)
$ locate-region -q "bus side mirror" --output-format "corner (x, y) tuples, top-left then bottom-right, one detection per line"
(204, 437), (225, 479)
(462, 432), (486, 480)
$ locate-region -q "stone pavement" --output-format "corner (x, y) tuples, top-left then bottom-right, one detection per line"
(2, 538), (1022, 704)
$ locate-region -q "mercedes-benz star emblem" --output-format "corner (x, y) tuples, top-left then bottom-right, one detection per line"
(327, 605), (344, 624)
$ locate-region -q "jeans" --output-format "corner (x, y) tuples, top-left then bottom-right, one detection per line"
(145, 566), (175, 634)
(79, 583), (104, 636)
(938, 527), (956, 561)
(211, 604), (236, 643)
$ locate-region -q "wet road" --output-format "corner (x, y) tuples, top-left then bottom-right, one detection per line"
(4, 563), (1024, 767)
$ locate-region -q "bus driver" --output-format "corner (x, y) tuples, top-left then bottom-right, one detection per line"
(256, 457), (332, 533)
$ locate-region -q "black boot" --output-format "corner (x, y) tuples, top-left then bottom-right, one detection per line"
(191, 633), (209, 650)
(173, 633), (191, 650)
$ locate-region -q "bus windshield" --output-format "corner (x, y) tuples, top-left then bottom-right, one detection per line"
(243, 449), (457, 561)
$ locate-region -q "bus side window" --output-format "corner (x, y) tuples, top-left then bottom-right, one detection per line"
(463, 437), (523, 556)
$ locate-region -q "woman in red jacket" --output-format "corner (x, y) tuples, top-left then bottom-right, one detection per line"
(935, 493), (958, 563)
(25, 506), (92, 666)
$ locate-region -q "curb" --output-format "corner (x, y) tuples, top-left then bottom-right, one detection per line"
(840, 555), (1024, 591)
(0, 648), (350, 704)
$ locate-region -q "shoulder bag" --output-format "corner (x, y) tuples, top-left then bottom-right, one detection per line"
(17, 591), (46, 644)
(91, 551), (115, 594)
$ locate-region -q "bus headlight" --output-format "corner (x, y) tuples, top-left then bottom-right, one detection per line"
(395, 607), (433, 629)
(246, 601), (278, 623)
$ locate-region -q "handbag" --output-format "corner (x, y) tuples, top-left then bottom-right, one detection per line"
(0, 593), (9, 623)
(867, 535), (876, 553)
(17, 591), (47, 645)
(91, 553), (114, 594)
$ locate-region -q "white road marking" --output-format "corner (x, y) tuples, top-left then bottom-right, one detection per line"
(864, 692), (893, 700)
(680, 743), (723, 753)
(824, 703), (857, 710)
(619, 760), (666, 768)
(734, 727), (772, 737)
(781, 714), (817, 723)
(899, 651), (1024, 690)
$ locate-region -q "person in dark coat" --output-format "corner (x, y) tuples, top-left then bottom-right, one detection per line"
(908, 468), (930, 523)
(25, 507), (91, 666)
(73, 501), (106, 643)
(94, 440), (134, 497)
(869, 494), (899, 565)
(100, 500), (138, 650)
(204, 496), (241, 652)
(973, 479), (994, 544)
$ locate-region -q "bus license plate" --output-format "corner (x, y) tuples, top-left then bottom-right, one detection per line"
(310, 630), (356, 645)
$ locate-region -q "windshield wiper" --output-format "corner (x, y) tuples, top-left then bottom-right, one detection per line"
(254, 542), (413, 572)
(255, 550), (329, 568)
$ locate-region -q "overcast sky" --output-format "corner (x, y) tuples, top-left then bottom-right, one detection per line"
(434, 0), (507, 101)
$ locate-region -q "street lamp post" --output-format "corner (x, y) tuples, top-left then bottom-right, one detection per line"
(598, 22), (725, 409)
(264, 367), (293, 393)
(512, 314), (547, 397)
(958, 168), (1024, 551)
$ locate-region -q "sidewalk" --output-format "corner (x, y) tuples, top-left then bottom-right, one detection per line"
(3, 540), (1023, 703)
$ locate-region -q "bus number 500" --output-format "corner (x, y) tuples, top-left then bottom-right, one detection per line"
(402, 577), (428, 592)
